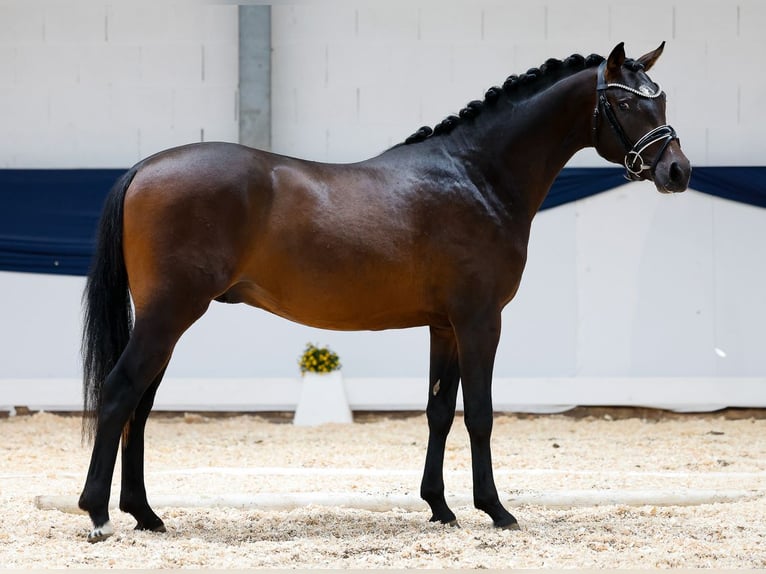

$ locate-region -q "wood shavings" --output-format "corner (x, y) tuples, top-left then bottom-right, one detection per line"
(1, 411), (765, 568)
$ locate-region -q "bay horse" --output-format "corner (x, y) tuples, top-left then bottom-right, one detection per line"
(78, 42), (690, 541)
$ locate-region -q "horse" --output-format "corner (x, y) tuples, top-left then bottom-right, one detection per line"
(77, 42), (691, 542)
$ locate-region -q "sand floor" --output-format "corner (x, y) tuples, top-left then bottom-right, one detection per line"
(1, 410), (765, 568)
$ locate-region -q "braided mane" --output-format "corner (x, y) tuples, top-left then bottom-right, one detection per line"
(401, 52), (606, 145)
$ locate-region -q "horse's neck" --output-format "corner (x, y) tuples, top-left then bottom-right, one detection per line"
(453, 68), (598, 218)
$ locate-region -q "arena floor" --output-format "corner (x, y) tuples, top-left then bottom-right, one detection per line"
(1, 409), (765, 568)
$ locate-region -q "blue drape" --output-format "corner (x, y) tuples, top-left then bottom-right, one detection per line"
(1, 166), (764, 276)
(541, 167), (626, 209)
(0, 169), (124, 276)
(684, 166), (766, 209)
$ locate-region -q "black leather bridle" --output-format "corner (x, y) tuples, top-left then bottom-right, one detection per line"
(593, 61), (678, 181)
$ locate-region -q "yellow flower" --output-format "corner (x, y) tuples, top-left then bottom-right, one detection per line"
(298, 343), (341, 374)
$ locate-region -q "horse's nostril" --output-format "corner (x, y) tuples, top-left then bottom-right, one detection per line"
(670, 161), (683, 182)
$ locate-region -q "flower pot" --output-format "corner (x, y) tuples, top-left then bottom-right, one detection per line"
(293, 371), (352, 426)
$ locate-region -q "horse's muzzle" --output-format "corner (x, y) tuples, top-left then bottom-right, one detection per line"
(653, 142), (691, 194)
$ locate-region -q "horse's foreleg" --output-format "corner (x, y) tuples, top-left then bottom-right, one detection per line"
(455, 313), (519, 530)
(119, 367), (167, 532)
(420, 325), (461, 525)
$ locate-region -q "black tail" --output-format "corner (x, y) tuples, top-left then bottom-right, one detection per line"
(81, 167), (137, 441)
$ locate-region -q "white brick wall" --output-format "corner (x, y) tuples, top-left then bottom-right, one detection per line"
(0, 2), (238, 168)
(272, 0), (766, 166)
(3, 1), (762, 167)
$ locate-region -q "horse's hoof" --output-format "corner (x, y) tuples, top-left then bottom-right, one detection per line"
(431, 517), (459, 527)
(134, 514), (166, 533)
(135, 522), (166, 533)
(495, 518), (521, 531)
(428, 510), (458, 526)
(87, 521), (114, 543)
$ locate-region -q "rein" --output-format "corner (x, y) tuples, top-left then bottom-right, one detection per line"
(592, 61), (678, 181)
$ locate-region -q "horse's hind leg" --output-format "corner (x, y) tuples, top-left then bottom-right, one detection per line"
(420, 325), (461, 525)
(118, 367), (167, 532)
(78, 335), (166, 542)
(79, 302), (208, 542)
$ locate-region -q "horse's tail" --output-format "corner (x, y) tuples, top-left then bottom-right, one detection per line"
(81, 167), (137, 441)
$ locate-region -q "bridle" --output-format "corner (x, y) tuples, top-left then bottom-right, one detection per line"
(592, 61), (678, 181)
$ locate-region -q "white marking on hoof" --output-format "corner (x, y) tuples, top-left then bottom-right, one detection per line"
(87, 521), (114, 543)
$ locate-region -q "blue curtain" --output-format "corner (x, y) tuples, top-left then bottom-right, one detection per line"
(1, 166), (764, 276)
(541, 167), (626, 209)
(685, 166), (766, 209)
(0, 169), (123, 276)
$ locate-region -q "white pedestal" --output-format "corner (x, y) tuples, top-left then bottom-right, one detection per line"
(293, 371), (353, 426)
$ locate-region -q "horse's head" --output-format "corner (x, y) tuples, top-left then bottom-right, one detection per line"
(592, 42), (691, 193)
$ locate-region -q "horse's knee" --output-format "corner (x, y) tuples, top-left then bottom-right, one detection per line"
(426, 377), (459, 430)
(463, 407), (493, 440)
(426, 402), (455, 433)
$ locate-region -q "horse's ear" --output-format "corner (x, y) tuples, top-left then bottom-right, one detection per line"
(637, 41), (665, 72)
(606, 42), (626, 80)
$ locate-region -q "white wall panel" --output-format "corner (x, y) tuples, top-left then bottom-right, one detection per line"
(0, 2), (238, 168)
(270, 1), (765, 166)
(139, 44), (202, 86)
(607, 3), (675, 46)
(418, 4), (483, 43)
(43, 4), (105, 45)
(77, 45), (143, 87)
(0, 3), (44, 45)
(712, 197), (766, 376)
(481, 3), (546, 43)
(675, 2), (738, 42)
(105, 5), (175, 46)
(575, 184), (662, 376)
(203, 42), (238, 86)
(738, 1), (766, 40)
(546, 4), (610, 43)
(495, 203), (578, 377)
(0, 272), (84, 379)
(356, 5), (419, 42)
(623, 191), (717, 377)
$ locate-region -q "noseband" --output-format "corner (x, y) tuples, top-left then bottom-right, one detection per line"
(593, 61), (678, 181)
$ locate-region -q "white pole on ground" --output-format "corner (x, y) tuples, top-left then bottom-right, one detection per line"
(35, 489), (759, 515)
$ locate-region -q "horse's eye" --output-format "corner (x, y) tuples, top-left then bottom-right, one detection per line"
(618, 101), (630, 111)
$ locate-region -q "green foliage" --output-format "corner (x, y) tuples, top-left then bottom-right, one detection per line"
(298, 343), (341, 374)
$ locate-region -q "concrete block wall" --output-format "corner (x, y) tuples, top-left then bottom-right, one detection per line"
(0, 3), (238, 168)
(1, 1), (762, 167)
(271, 0), (766, 166)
